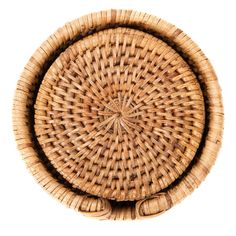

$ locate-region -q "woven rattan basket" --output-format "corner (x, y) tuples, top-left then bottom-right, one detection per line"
(13, 9), (223, 220)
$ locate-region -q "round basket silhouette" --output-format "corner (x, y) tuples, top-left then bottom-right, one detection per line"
(13, 10), (223, 220)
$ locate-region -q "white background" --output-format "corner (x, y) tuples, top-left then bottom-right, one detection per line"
(0, 0), (235, 235)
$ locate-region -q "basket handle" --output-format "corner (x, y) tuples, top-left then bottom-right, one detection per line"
(135, 192), (172, 219)
(78, 195), (112, 219)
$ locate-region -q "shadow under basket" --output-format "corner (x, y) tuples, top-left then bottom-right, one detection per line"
(13, 9), (223, 220)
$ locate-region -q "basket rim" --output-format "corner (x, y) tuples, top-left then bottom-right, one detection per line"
(13, 9), (224, 220)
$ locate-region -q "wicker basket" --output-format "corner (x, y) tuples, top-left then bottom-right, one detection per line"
(13, 9), (223, 220)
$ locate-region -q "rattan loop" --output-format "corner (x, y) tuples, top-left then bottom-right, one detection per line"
(135, 193), (172, 219)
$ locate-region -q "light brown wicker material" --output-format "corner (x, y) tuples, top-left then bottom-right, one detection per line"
(13, 10), (223, 220)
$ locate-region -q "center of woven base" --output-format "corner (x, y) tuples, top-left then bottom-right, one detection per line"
(34, 27), (205, 201)
(101, 97), (140, 134)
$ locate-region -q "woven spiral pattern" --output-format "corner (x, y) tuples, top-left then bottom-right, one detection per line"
(34, 28), (204, 201)
(13, 10), (223, 219)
